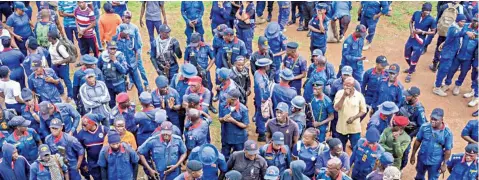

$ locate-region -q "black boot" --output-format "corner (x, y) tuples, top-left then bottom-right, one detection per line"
(267, 14), (272, 22)
(473, 110), (478, 117)
(429, 61), (439, 72)
(209, 105), (218, 114)
(258, 134), (266, 142)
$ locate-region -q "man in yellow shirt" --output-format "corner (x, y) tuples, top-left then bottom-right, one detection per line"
(334, 77), (367, 150)
(103, 117), (137, 150)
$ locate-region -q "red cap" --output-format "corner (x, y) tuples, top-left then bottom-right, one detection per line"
(188, 76), (202, 85)
(116, 92), (129, 103)
(393, 116), (409, 127)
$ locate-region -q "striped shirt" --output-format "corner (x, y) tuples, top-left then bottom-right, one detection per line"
(74, 6), (96, 38)
(58, 1), (77, 28)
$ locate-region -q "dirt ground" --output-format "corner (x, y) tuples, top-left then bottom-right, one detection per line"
(29, 2), (475, 179)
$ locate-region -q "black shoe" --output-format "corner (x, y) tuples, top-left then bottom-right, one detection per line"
(212, 94), (219, 102)
(429, 62), (438, 72)
(296, 26), (305, 31)
(258, 134), (266, 142)
(267, 14), (272, 22)
(473, 110), (478, 117)
(209, 106), (218, 114)
(287, 21), (295, 26)
(252, 117), (256, 122)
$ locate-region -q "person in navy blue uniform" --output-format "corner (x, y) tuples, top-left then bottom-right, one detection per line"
(212, 24), (227, 88)
(135, 92), (160, 146)
(367, 101), (398, 134)
(0, 143), (30, 180)
(151, 75), (182, 130)
(338, 24), (367, 84)
(410, 108), (453, 180)
(75, 113), (108, 180)
(292, 128), (329, 178)
(362, 55), (388, 106)
(0, 36), (26, 89)
(358, 1), (389, 50)
(24, 38), (49, 75)
(73, 55), (105, 113)
(433, 14), (475, 97)
(304, 51), (336, 103)
(30, 144), (70, 180)
(371, 64), (403, 113)
(151, 109), (182, 137)
(444, 17), (478, 96)
(365, 152), (394, 180)
(282, 42), (307, 95)
(6, 116), (41, 164)
(20, 88), (48, 140)
(446, 143), (478, 180)
(350, 128), (385, 179)
(38, 101), (81, 136)
(264, 22), (287, 82)
(184, 32), (217, 113)
(253, 58), (272, 142)
(188, 144), (227, 180)
(250, 36), (275, 80)
(235, 1), (255, 58)
(277, 1), (290, 31)
(174, 160), (204, 180)
(315, 138), (350, 175)
(462, 119), (478, 144)
(290, 96), (306, 136)
(5, 2), (32, 56)
(309, 80), (335, 142)
(108, 93), (133, 131)
(398, 86), (427, 170)
(309, 3), (330, 55)
(170, 63), (198, 132)
(45, 118), (85, 180)
(98, 41), (128, 108)
(97, 130), (139, 180)
(403, 3), (436, 83)
(181, 1), (205, 44)
(184, 108), (210, 153)
(270, 68), (298, 112)
(219, 88), (249, 161)
(210, 1), (232, 33)
(28, 57), (64, 103)
(183, 75), (212, 114)
(259, 132), (292, 174)
(216, 67), (241, 114)
(220, 28), (248, 69)
(138, 121), (187, 180)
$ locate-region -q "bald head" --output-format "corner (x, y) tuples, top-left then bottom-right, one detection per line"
(327, 157), (342, 168)
(316, 55), (327, 65)
(343, 77), (355, 86)
(188, 109), (201, 120)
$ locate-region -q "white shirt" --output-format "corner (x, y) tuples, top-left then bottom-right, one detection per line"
(0, 79), (21, 104)
(0, 29), (11, 52)
(48, 40), (70, 65)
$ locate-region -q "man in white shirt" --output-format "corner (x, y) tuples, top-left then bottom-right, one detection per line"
(0, 66), (24, 114)
(47, 30), (73, 102)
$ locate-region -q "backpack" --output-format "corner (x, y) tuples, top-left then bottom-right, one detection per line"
(35, 22), (52, 47)
(56, 38), (79, 64)
(437, 3), (460, 37)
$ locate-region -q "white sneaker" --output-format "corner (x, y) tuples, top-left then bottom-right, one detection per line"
(468, 97), (479, 107)
(441, 85), (450, 92)
(363, 42), (371, 51)
(464, 90), (475, 98)
(452, 86), (460, 96)
(433, 87), (448, 97)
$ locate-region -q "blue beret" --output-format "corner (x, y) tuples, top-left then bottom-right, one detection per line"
(466, 143), (478, 154)
(139, 92), (152, 104)
(187, 93), (201, 103)
(225, 170), (242, 180)
(456, 14), (467, 22)
(108, 130), (121, 144)
(431, 108), (444, 120)
(286, 42), (299, 49)
(0, 66), (9, 78)
(181, 64), (198, 78)
(159, 24), (171, 33)
(217, 67), (231, 79)
(366, 127), (380, 143)
(199, 144), (219, 165)
(187, 160), (203, 171)
(327, 138), (342, 148)
(81, 54), (99, 65)
(155, 75), (169, 88)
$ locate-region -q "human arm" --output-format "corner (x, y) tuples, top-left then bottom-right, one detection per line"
(139, 2), (146, 27)
(160, 2), (167, 25)
(461, 121), (478, 144)
(69, 105), (81, 134)
(226, 109), (249, 129)
(409, 126), (424, 165)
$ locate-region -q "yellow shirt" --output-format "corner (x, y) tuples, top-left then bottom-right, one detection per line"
(334, 89), (367, 134)
(103, 131), (138, 150)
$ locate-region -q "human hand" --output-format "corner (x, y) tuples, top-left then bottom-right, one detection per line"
(164, 165), (176, 175)
(466, 31), (476, 39)
(313, 121), (322, 128)
(410, 155), (416, 165)
(45, 77), (55, 83)
(346, 117), (355, 124)
(14, 35), (23, 41)
(140, 18), (144, 27)
(440, 163), (447, 174)
(168, 97), (175, 108)
(148, 168), (159, 179)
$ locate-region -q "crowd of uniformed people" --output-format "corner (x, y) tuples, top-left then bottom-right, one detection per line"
(0, 1), (477, 180)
